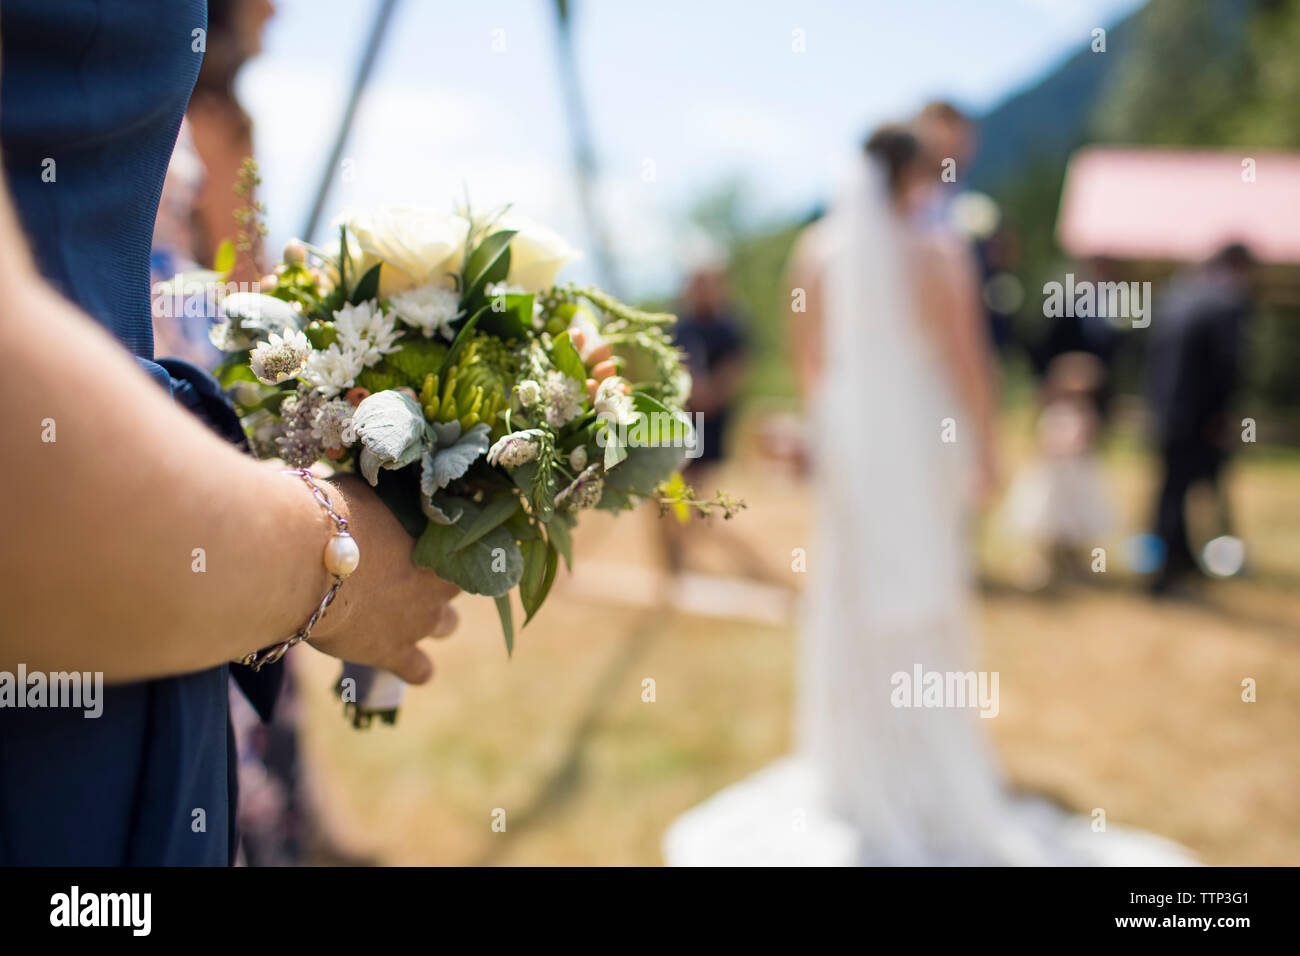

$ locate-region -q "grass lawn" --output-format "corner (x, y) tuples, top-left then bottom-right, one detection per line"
(295, 410), (1300, 866)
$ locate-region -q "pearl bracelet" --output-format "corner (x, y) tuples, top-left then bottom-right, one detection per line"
(240, 469), (359, 672)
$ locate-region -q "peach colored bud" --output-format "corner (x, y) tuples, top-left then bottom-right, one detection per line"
(325, 446), (345, 460)
(585, 378), (599, 401)
(283, 238), (308, 266)
(344, 387), (370, 407)
(396, 387), (418, 401)
(569, 327), (586, 351)
(586, 342), (612, 365)
(619, 381), (631, 395)
(591, 359), (617, 381)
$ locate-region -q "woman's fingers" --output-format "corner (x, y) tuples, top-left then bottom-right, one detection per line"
(390, 644), (434, 685)
(428, 602), (458, 639)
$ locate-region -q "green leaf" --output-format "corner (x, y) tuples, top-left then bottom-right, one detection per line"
(451, 495), (520, 552)
(494, 594), (514, 657)
(304, 321), (339, 350)
(632, 391), (692, 443)
(461, 229), (517, 305)
(604, 436), (628, 470)
(597, 444), (684, 511)
(214, 353), (256, 387)
(422, 423), (491, 493)
(547, 514), (574, 571)
(438, 304), (489, 378)
(521, 541), (558, 626)
(550, 330), (586, 383)
(213, 239), (236, 276)
(351, 390), (428, 485)
(412, 503), (523, 596)
(478, 292), (533, 340)
(505, 509), (543, 542)
(518, 539), (548, 620)
(349, 262), (382, 305)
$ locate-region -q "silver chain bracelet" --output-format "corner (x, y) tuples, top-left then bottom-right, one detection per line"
(240, 469), (359, 672)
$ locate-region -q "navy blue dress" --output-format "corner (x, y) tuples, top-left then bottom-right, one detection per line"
(0, 0), (258, 865)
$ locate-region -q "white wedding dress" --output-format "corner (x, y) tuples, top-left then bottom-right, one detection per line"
(662, 157), (1195, 867)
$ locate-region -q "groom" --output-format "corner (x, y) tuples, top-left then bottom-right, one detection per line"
(0, 0), (460, 865)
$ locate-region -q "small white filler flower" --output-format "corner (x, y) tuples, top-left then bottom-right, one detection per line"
(389, 285), (461, 340)
(486, 429), (547, 468)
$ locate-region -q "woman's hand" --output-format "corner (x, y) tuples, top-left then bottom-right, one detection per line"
(306, 474), (460, 684)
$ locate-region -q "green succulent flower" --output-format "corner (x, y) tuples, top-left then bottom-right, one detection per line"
(418, 332), (518, 437)
(357, 334), (448, 394)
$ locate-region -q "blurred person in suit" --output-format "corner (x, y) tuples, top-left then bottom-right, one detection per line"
(660, 264), (765, 581)
(1145, 243), (1255, 596)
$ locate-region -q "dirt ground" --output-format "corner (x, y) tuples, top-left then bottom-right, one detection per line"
(294, 416), (1300, 866)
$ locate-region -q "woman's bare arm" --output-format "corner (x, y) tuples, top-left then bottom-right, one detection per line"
(916, 234), (1001, 491)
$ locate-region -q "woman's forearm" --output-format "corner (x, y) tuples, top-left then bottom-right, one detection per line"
(1, 281), (342, 681)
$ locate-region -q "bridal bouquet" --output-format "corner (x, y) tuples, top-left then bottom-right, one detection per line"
(208, 205), (740, 680)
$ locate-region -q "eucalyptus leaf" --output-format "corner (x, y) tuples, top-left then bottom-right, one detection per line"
(597, 444), (683, 511)
(412, 503), (523, 596)
(429, 422), (490, 490)
(421, 494), (463, 525)
(221, 292), (302, 337)
(451, 495), (521, 552)
(351, 390), (429, 486)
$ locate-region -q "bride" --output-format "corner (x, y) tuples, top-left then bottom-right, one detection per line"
(662, 127), (1193, 866)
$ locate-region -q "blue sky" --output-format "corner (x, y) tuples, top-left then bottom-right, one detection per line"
(242, 0), (1145, 296)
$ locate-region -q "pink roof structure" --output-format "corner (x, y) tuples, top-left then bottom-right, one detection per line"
(1057, 147), (1300, 265)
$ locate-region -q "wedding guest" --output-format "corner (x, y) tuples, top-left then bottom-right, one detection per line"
(673, 265), (748, 474)
(186, 0), (274, 279)
(1000, 352), (1115, 588)
(0, 0), (460, 866)
(660, 265), (749, 576)
(1145, 243), (1254, 596)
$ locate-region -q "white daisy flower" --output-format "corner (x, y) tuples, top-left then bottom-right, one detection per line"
(311, 398), (356, 450)
(389, 285), (461, 340)
(248, 327), (312, 385)
(301, 343), (366, 398)
(540, 370), (583, 428)
(333, 300), (402, 367)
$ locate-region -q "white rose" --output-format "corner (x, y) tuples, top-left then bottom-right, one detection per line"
(343, 206), (470, 298)
(498, 216), (581, 293)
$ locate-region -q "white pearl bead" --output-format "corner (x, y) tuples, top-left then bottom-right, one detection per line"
(324, 532), (360, 576)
